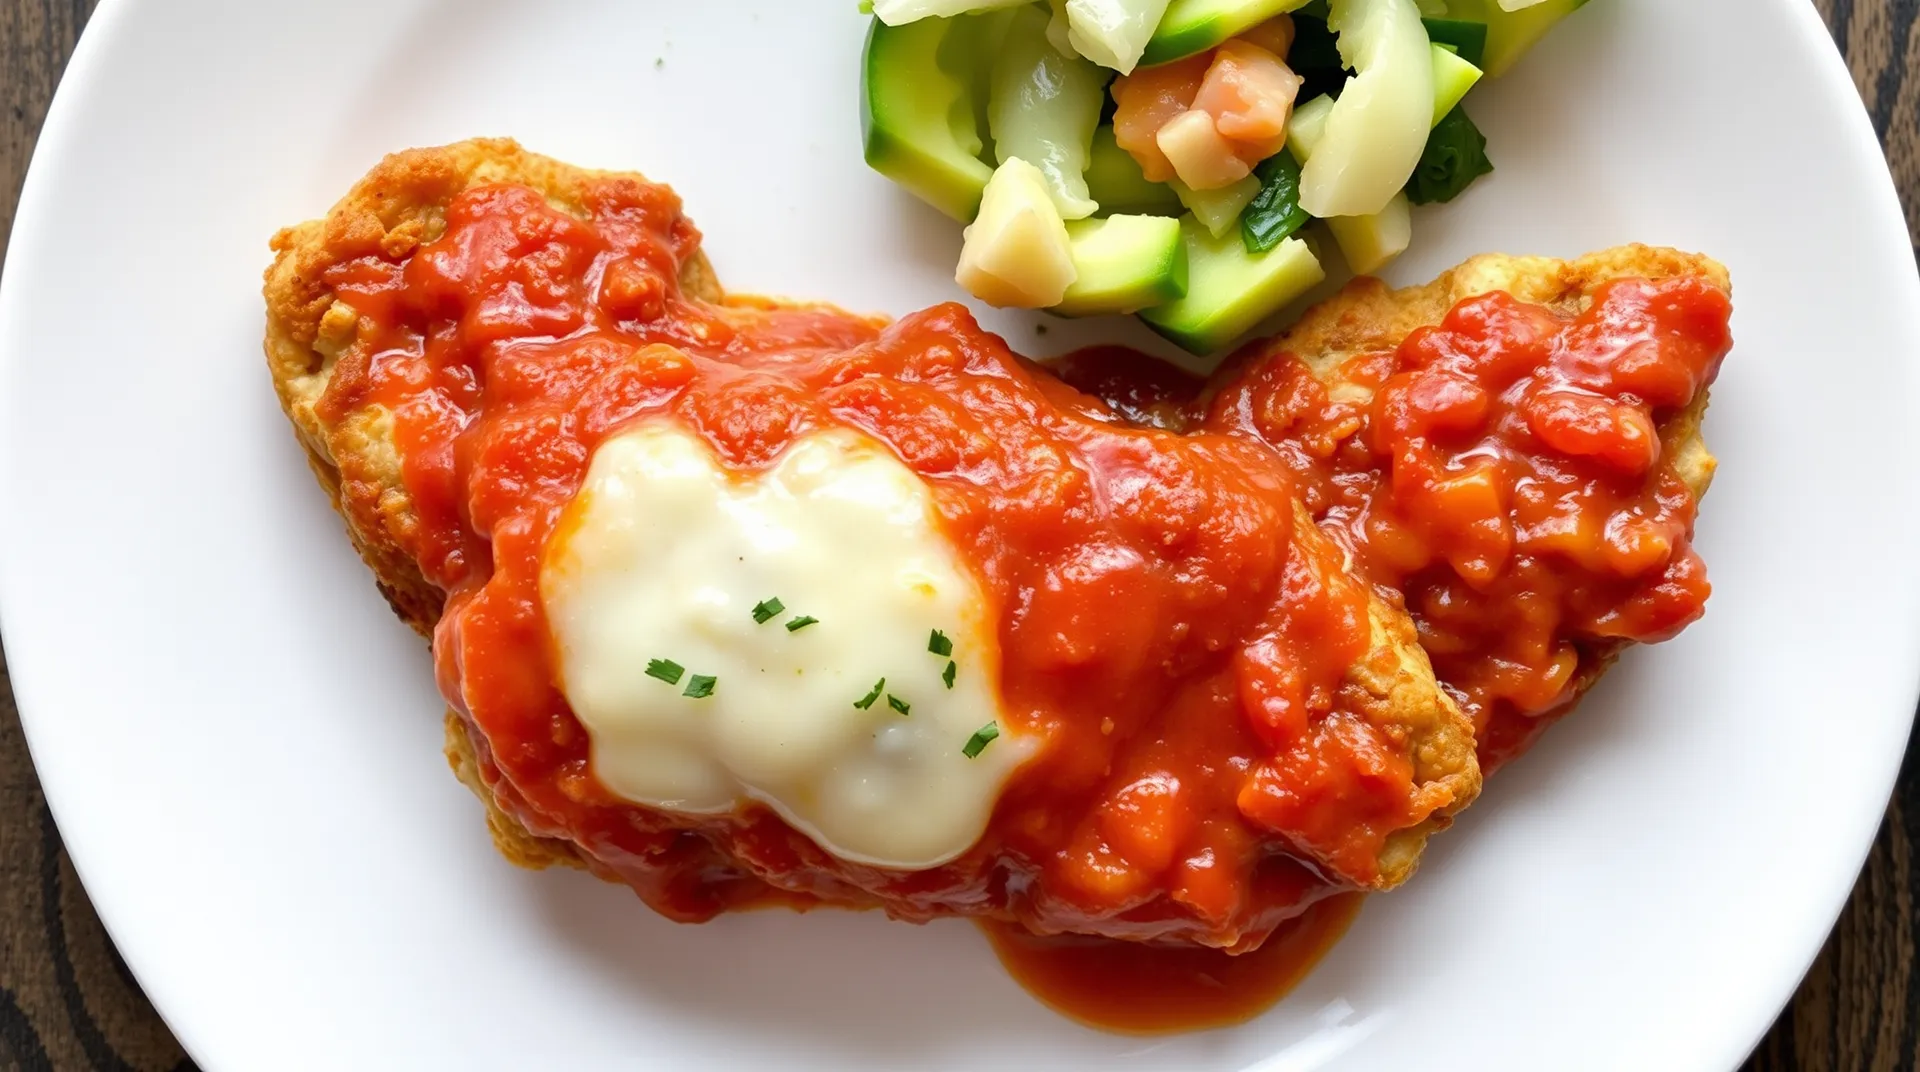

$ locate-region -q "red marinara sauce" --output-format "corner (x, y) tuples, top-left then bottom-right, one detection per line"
(312, 179), (1445, 958)
(1190, 278), (1732, 767)
(982, 891), (1363, 1034)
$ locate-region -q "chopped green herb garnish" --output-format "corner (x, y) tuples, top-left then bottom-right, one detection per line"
(1408, 106), (1495, 206)
(645, 659), (685, 685)
(751, 597), (786, 624)
(683, 674), (717, 699)
(961, 722), (1000, 759)
(887, 694), (911, 716)
(942, 660), (957, 689)
(785, 615), (819, 632)
(854, 678), (885, 710)
(928, 629), (953, 657)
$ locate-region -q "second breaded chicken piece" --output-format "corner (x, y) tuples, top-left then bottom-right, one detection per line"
(1200, 246), (1733, 765)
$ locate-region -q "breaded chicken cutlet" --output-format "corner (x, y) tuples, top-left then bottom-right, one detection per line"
(1063, 246), (1732, 767)
(263, 139), (1479, 950)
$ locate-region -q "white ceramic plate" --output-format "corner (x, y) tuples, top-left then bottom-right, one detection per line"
(2, 1), (1916, 1068)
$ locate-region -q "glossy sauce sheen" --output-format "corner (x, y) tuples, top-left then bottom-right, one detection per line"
(311, 172), (1730, 1031)
(1197, 280), (1731, 766)
(1056, 278), (1731, 767)
(315, 179), (1440, 954)
(982, 893), (1363, 1034)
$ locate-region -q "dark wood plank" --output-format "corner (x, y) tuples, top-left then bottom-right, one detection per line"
(2, 7), (191, 1070)
(0, 1), (1912, 1069)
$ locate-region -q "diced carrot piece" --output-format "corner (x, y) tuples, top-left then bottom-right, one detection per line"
(1193, 40), (1302, 166)
(1111, 53), (1212, 183)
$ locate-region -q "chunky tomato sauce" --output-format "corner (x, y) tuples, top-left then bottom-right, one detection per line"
(314, 178), (1459, 952)
(1198, 280), (1731, 766)
(1054, 278), (1732, 768)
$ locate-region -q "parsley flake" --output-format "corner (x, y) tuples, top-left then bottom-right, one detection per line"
(751, 597), (785, 624)
(645, 659), (685, 685)
(928, 629), (953, 657)
(854, 678), (885, 710)
(942, 660), (957, 689)
(887, 694), (911, 716)
(683, 674), (717, 699)
(961, 722), (1000, 759)
(785, 615), (819, 632)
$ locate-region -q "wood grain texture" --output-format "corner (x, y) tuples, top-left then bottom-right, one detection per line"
(0, 0), (1913, 1068)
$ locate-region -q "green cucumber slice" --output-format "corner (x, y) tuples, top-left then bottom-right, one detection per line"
(1057, 0), (1177, 73)
(1085, 125), (1185, 215)
(1170, 174), (1262, 237)
(1287, 38), (1482, 167)
(861, 16), (995, 221)
(1054, 215), (1190, 316)
(1286, 93), (1335, 162)
(1139, 218), (1325, 353)
(1138, 0), (1312, 67)
(989, 3), (1110, 219)
(1429, 41), (1483, 124)
(1445, 0), (1590, 78)
(1294, 0), (1435, 220)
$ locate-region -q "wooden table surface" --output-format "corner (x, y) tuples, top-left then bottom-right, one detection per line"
(1, 1), (1916, 1068)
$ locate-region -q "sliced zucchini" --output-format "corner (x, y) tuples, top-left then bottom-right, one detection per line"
(1296, 0), (1434, 219)
(947, 8), (1021, 164)
(1054, 214), (1189, 316)
(1046, 0), (1077, 54)
(1061, 0), (1175, 73)
(1286, 93), (1335, 161)
(1286, 40), (1479, 166)
(1140, 218), (1325, 353)
(1085, 125), (1185, 215)
(861, 16), (995, 221)
(1170, 174), (1263, 237)
(1139, 0), (1313, 67)
(1429, 42), (1484, 124)
(989, 3), (1110, 219)
(1445, 0), (1589, 78)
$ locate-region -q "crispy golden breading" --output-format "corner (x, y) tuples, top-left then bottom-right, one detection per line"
(264, 139), (722, 637)
(1249, 244), (1727, 709)
(1333, 515), (1479, 882)
(265, 139), (738, 873)
(266, 139), (1478, 902)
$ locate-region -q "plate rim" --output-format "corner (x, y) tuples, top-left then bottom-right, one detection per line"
(0, 0), (1917, 1068)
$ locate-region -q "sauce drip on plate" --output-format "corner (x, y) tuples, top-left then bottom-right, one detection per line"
(980, 894), (1363, 1034)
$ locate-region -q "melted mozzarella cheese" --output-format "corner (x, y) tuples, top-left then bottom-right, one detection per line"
(540, 423), (1031, 870)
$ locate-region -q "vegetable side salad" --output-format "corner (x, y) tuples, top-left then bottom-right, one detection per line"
(861, 0), (1591, 353)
